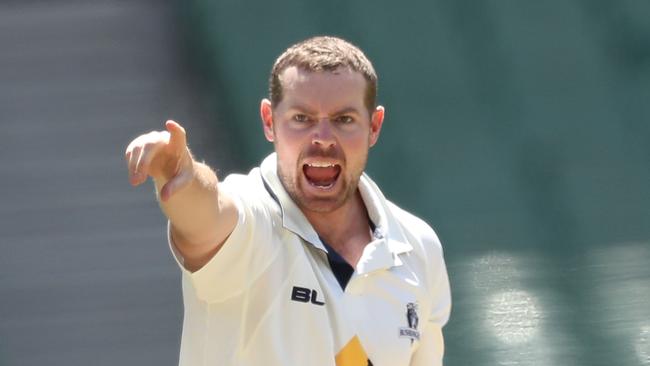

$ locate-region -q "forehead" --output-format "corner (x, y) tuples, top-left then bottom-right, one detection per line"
(277, 66), (367, 111)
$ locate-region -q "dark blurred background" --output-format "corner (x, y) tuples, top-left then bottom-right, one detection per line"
(1, 0), (648, 365)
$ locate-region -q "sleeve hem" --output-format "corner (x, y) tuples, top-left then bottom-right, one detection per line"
(167, 186), (251, 302)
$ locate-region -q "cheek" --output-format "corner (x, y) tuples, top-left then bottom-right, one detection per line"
(275, 137), (301, 160)
(340, 130), (370, 155)
(274, 133), (305, 173)
(276, 123), (308, 145)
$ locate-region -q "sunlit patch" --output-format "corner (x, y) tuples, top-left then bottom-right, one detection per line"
(584, 242), (650, 312)
(586, 242), (650, 276)
(486, 290), (541, 344)
(496, 353), (552, 366)
(585, 241), (650, 362)
(470, 252), (520, 292)
(637, 324), (650, 365)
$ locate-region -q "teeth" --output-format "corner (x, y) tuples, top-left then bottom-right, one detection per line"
(307, 162), (336, 168)
(312, 182), (335, 189)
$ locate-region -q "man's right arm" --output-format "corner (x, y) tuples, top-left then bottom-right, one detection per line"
(125, 120), (238, 272)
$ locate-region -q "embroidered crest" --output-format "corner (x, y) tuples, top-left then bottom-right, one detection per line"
(399, 302), (420, 344)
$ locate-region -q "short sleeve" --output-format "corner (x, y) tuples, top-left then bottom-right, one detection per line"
(428, 247), (452, 327)
(411, 230), (452, 365)
(167, 173), (276, 303)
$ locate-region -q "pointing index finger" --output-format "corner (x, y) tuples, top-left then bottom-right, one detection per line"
(165, 120), (187, 151)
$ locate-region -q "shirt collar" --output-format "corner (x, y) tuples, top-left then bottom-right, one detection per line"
(260, 153), (413, 271)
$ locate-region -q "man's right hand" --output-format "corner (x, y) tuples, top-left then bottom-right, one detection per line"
(125, 120), (193, 201)
(125, 120), (237, 271)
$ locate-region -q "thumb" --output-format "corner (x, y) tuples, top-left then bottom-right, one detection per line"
(165, 120), (187, 151)
(159, 168), (192, 202)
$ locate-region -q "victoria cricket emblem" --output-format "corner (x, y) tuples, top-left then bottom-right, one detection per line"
(399, 302), (421, 344)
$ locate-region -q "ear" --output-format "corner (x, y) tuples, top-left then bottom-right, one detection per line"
(369, 105), (385, 147)
(260, 99), (275, 142)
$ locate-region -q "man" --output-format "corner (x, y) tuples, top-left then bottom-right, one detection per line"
(125, 36), (451, 366)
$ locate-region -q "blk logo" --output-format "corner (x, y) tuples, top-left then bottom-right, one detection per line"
(399, 302), (420, 344)
(291, 286), (325, 306)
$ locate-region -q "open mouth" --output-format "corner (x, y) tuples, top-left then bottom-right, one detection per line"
(303, 162), (341, 189)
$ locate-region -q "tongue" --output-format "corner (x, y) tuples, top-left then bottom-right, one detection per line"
(304, 165), (339, 186)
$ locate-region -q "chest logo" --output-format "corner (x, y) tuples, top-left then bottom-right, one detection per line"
(291, 286), (325, 306)
(399, 302), (420, 343)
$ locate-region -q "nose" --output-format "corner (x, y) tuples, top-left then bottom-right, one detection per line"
(312, 119), (336, 148)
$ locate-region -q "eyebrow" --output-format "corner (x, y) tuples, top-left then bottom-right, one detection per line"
(287, 104), (317, 115)
(287, 105), (362, 116)
(331, 107), (362, 116)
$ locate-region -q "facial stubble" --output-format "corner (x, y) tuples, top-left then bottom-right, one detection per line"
(275, 143), (368, 215)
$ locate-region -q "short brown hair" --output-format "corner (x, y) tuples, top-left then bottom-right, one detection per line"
(269, 36), (378, 113)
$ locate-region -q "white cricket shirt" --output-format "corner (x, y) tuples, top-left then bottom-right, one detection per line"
(168, 153), (451, 366)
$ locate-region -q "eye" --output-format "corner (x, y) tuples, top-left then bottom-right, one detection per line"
(293, 114), (310, 123)
(335, 115), (354, 124)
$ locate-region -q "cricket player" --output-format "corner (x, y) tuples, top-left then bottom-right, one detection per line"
(125, 36), (451, 366)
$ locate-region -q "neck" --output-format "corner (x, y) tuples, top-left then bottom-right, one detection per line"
(303, 190), (371, 255)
